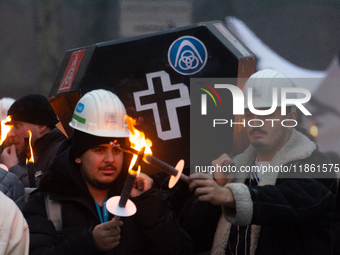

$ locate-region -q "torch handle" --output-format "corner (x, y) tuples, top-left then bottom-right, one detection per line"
(118, 173), (137, 208)
(179, 173), (190, 183)
(145, 155), (178, 176)
(27, 162), (36, 188)
(112, 143), (139, 155)
(24, 137), (30, 159)
(113, 215), (121, 221)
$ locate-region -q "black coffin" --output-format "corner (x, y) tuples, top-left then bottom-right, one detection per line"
(49, 20), (255, 175)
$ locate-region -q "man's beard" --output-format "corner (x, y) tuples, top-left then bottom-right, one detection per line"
(85, 177), (115, 190)
(80, 164), (118, 190)
(251, 141), (266, 149)
(249, 128), (267, 149)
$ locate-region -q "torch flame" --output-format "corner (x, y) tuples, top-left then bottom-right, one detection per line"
(125, 115), (152, 173)
(0, 116), (11, 145)
(310, 125), (318, 137)
(27, 130), (34, 163)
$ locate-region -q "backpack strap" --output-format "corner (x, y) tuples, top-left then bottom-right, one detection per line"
(44, 193), (62, 233)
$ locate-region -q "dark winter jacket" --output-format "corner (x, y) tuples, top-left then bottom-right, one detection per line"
(214, 129), (337, 255)
(23, 138), (194, 255)
(181, 129), (337, 255)
(10, 127), (66, 187)
(0, 167), (25, 210)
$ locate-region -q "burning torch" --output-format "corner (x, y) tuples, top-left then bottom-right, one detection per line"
(106, 147), (145, 219)
(115, 143), (188, 188)
(25, 130), (35, 188)
(107, 115), (189, 219)
(113, 116), (189, 188)
(0, 116), (12, 153)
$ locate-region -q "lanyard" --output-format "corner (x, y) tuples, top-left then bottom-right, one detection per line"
(95, 196), (109, 223)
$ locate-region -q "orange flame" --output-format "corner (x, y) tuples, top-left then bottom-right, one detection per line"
(27, 130), (34, 163)
(310, 125), (318, 137)
(125, 115), (152, 174)
(0, 116), (11, 145)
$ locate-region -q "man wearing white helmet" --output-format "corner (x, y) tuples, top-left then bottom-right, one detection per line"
(23, 89), (194, 255)
(185, 69), (336, 255)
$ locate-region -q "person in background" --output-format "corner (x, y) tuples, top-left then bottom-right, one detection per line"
(0, 190), (29, 255)
(0, 167), (25, 210)
(0, 97), (15, 161)
(324, 151), (340, 255)
(0, 97), (15, 122)
(0, 97), (25, 209)
(0, 94), (66, 187)
(23, 89), (193, 255)
(183, 69), (337, 255)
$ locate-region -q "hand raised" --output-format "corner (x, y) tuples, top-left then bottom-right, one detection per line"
(189, 172), (235, 207)
(211, 153), (234, 186)
(130, 172), (153, 198)
(0, 144), (18, 169)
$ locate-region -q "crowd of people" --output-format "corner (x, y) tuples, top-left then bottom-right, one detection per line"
(0, 69), (338, 255)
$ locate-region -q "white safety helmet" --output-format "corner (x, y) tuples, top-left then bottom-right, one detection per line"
(243, 69), (297, 109)
(69, 89), (130, 137)
(0, 97), (15, 121)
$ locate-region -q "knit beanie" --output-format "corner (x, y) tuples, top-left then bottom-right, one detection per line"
(6, 94), (59, 127)
(72, 129), (129, 158)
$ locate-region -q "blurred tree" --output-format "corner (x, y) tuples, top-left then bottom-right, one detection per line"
(34, 0), (64, 96)
(33, 0), (119, 96)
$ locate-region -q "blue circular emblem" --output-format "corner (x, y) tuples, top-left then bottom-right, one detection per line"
(168, 36), (207, 75)
(76, 102), (84, 113)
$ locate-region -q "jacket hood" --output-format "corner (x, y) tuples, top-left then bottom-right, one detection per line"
(39, 137), (129, 199)
(33, 127), (66, 163)
(39, 138), (86, 197)
(233, 128), (317, 184)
